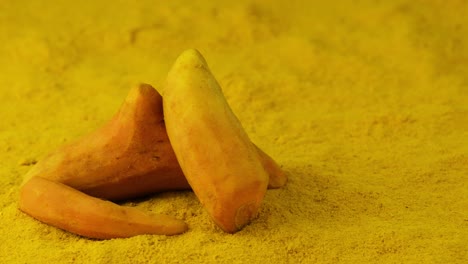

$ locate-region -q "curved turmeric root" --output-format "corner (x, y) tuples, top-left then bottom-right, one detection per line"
(163, 49), (271, 233)
(20, 177), (186, 239)
(19, 84), (188, 238)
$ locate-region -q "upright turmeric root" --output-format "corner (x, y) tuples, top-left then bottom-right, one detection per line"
(163, 49), (271, 233)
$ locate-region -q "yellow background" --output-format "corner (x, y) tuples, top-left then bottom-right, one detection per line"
(0, 0), (467, 263)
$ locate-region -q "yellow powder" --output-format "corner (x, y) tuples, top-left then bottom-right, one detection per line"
(1, 0), (467, 263)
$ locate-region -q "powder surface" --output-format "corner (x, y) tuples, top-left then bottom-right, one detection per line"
(0, 0), (467, 263)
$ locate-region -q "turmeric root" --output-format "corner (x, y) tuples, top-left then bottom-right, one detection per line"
(163, 49), (270, 233)
(20, 177), (187, 239)
(21, 84), (284, 200)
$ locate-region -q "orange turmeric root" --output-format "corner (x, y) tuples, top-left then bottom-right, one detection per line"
(163, 49), (273, 233)
(20, 177), (186, 239)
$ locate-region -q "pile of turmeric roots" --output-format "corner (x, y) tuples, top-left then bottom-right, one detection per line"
(19, 50), (286, 239)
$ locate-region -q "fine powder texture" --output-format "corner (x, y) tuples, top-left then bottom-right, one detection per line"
(0, 1), (467, 263)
